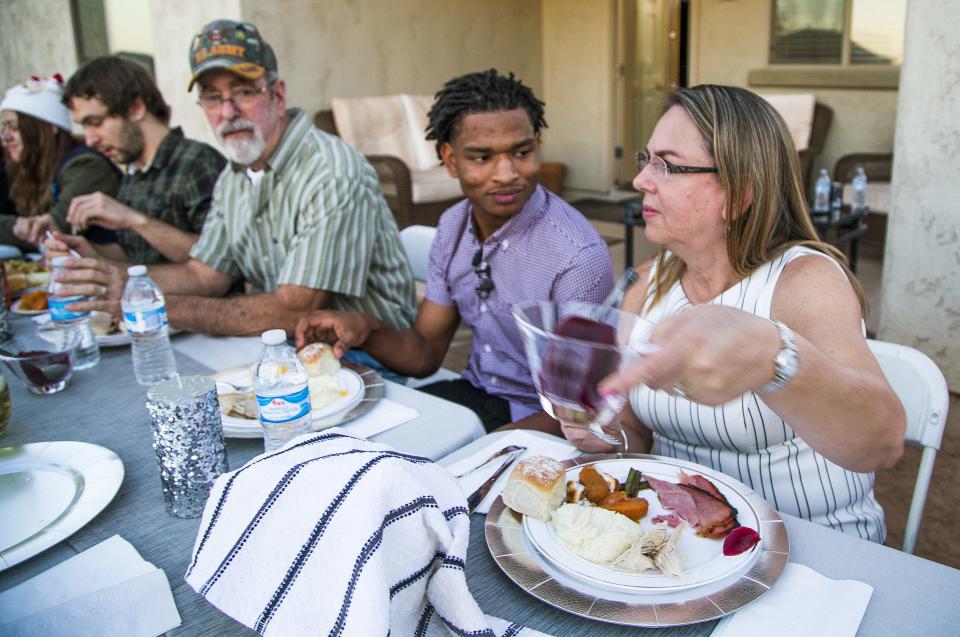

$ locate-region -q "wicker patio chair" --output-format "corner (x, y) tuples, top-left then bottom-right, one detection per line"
(833, 152), (893, 183)
(313, 107), (460, 229)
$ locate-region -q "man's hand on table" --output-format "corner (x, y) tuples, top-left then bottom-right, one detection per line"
(67, 191), (146, 232)
(295, 311), (378, 357)
(49, 251), (127, 319)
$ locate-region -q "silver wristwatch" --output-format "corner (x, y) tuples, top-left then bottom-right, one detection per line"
(757, 320), (799, 395)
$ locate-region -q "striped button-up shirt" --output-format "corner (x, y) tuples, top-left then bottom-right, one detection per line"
(191, 109), (416, 330)
(426, 185), (615, 420)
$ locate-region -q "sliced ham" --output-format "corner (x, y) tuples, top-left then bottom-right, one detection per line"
(651, 513), (683, 528)
(645, 474), (740, 539)
(678, 470), (729, 504)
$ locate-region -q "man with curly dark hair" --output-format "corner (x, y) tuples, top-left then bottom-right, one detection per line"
(297, 69), (614, 433)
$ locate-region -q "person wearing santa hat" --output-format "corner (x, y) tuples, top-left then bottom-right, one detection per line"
(0, 74), (120, 250)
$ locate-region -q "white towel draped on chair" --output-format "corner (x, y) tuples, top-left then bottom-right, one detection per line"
(185, 430), (550, 636)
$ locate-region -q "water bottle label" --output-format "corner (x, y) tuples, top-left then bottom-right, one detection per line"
(49, 296), (90, 321)
(123, 306), (168, 334)
(256, 386), (312, 424)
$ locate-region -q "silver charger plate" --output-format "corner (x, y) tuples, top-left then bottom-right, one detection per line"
(217, 361), (385, 438)
(484, 453), (789, 628)
(0, 441), (124, 571)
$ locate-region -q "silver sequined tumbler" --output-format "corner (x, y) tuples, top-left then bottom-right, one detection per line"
(146, 375), (228, 518)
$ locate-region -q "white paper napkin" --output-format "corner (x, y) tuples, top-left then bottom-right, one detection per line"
(444, 430), (580, 514)
(339, 398), (418, 438)
(711, 562), (873, 637)
(173, 333), (263, 369)
(0, 535), (181, 637)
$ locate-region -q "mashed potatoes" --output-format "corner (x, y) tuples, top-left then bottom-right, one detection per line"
(552, 503), (643, 563)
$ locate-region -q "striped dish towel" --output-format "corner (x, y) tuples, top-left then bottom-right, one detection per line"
(185, 431), (551, 636)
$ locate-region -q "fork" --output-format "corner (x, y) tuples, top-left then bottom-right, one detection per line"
(451, 444), (527, 479)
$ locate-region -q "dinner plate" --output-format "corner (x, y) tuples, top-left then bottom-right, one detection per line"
(485, 453), (789, 628)
(11, 298), (49, 316)
(0, 441), (124, 571)
(214, 361), (384, 439)
(523, 457), (760, 594)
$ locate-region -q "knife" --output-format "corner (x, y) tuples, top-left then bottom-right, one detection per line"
(465, 448), (526, 513)
(451, 444), (527, 479)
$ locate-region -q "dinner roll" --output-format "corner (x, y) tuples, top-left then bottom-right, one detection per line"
(501, 455), (566, 522)
(297, 342), (340, 377)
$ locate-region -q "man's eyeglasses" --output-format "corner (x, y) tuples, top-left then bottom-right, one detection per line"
(635, 149), (718, 181)
(197, 85), (269, 112)
(472, 246), (495, 300)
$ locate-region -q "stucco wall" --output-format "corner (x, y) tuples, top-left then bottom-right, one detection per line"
(0, 0), (78, 102)
(879, 0), (960, 391)
(541, 0), (616, 192)
(688, 0), (899, 179)
(149, 0), (242, 148)
(239, 0), (542, 123)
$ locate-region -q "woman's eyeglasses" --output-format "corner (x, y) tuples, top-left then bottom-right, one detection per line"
(472, 247), (495, 300)
(635, 149), (718, 181)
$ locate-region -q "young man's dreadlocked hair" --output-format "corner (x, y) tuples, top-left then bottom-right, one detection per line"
(425, 69), (546, 160)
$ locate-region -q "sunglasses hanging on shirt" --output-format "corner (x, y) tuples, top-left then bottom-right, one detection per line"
(472, 246), (495, 300)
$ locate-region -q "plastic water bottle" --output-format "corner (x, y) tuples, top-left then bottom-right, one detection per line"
(48, 256), (100, 370)
(121, 265), (177, 385)
(254, 329), (313, 452)
(852, 166), (868, 213)
(831, 181), (843, 221)
(813, 168), (831, 214)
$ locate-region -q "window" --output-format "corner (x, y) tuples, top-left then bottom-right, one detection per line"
(771, 0), (906, 65)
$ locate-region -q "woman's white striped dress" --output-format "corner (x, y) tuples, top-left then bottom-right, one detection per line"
(630, 246), (886, 542)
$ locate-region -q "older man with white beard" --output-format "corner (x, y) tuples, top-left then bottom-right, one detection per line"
(47, 20), (416, 339)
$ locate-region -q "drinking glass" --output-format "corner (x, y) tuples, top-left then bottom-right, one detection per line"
(0, 328), (79, 395)
(513, 301), (656, 448)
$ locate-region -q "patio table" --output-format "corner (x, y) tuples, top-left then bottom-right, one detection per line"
(444, 431), (960, 636)
(0, 323), (484, 635)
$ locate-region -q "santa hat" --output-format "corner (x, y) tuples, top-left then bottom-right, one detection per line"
(1, 74), (73, 133)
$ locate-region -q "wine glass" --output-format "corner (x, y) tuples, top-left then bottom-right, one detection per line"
(512, 301), (656, 449)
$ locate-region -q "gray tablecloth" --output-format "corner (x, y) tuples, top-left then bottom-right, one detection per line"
(0, 327), (483, 635)
(3, 329), (959, 636)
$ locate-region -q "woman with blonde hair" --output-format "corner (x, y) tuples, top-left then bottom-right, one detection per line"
(575, 85), (904, 542)
(0, 74), (118, 249)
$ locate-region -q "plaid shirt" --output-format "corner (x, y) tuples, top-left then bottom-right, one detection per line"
(425, 185), (615, 419)
(117, 128), (226, 264)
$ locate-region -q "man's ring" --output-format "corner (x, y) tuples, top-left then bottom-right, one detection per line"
(673, 382), (689, 399)
(98, 285), (107, 297)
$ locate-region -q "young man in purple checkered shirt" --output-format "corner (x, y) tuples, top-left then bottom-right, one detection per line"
(296, 70), (614, 433)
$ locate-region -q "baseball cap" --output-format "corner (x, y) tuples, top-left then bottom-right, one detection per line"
(187, 20), (278, 91)
(1, 74), (73, 132)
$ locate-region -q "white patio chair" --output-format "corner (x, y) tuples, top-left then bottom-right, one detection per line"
(399, 224), (436, 283)
(867, 339), (950, 554)
(399, 225), (461, 389)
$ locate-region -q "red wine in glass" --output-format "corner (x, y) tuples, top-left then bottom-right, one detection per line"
(18, 350), (71, 386)
(539, 316), (622, 439)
